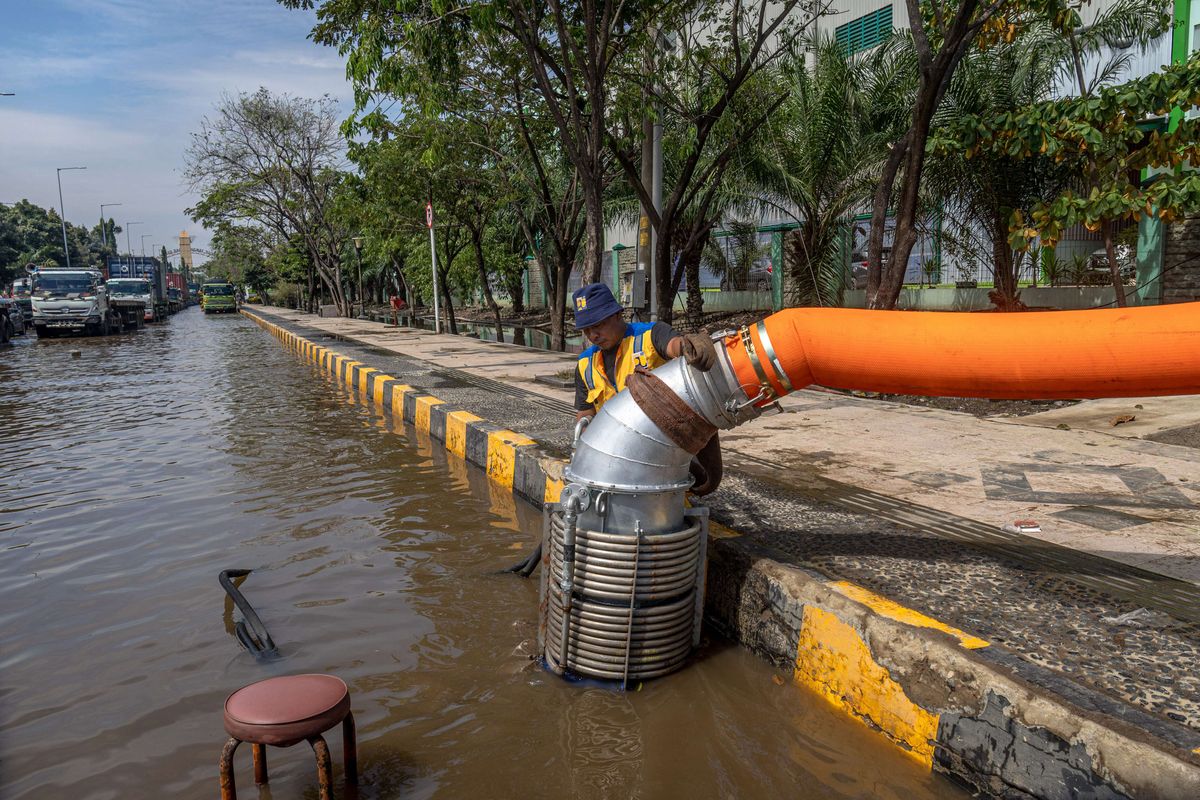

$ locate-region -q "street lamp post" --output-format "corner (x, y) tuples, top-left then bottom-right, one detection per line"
(352, 236), (364, 318)
(125, 221), (142, 278)
(56, 166), (87, 268)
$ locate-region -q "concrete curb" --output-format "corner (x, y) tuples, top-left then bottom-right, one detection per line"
(244, 308), (1200, 799)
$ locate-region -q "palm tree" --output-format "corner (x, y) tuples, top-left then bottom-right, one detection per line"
(752, 35), (910, 308)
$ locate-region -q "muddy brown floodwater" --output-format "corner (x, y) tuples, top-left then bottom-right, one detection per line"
(0, 309), (968, 799)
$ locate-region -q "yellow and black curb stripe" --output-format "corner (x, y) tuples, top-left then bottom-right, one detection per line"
(243, 310), (564, 506)
(243, 308), (1200, 797)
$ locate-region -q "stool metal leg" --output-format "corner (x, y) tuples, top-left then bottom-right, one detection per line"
(219, 737), (241, 800)
(342, 712), (359, 785)
(310, 735), (333, 800)
(252, 743), (268, 785)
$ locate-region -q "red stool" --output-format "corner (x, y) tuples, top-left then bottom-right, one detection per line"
(219, 673), (358, 800)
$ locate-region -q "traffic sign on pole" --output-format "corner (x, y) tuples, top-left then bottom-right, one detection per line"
(426, 202), (433, 229)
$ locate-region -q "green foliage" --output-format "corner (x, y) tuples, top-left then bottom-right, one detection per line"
(0, 199), (105, 286)
(954, 52), (1200, 249)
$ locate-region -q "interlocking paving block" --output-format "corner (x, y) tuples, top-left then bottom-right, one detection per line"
(981, 463), (1193, 509)
(1049, 505), (1153, 532)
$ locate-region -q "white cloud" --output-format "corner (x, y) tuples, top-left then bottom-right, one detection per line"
(0, 108), (149, 155)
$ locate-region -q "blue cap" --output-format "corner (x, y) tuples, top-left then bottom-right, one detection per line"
(572, 283), (622, 329)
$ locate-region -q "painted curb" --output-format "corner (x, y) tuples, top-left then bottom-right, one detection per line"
(243, 308), (1200, 799)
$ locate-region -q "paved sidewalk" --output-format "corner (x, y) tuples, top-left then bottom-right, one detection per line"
(252, 306), (1200, 740)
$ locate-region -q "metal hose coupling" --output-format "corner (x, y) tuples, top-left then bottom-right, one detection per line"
(539, 334), (749, 683)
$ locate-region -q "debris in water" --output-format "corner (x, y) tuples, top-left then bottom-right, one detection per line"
(1101, 607), (1160, 627)
(1002, 519), (1041, 534)
(70, 350), (81, 358)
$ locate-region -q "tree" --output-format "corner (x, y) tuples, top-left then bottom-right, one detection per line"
(184, 89), (354, 315)
(608, 0), (818, 322)
(753, 35), (906, 308)
(1051, 0), (1171, 305)
(0, 199), (102, 284)
(865, 0), (1064, 309)
(964, 53), (1200, 278)
(926, 28), (1064, 308)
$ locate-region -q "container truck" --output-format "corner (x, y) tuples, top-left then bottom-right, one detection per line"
(107, 257), (170, 322)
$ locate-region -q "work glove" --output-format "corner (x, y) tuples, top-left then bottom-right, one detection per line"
(679, 332), (717, 372)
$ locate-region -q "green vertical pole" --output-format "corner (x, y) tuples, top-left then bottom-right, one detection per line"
(522, 264), (530, 308)
(611, 248), (621, 294)
(770, 231), (784, 311)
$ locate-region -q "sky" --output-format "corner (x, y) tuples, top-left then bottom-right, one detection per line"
(0, 0), (353, 265)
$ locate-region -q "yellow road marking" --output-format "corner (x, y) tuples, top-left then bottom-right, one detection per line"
(795, 605), (939, 767)
(372, 375), (396, 406)
(445, 411), (483, 459)
(414, 395), (445, 432)
(830, 582), (989, 650)
(390, 384), (413, 420)
(486, 430), (536, 489)
(358, 367), (378, 395)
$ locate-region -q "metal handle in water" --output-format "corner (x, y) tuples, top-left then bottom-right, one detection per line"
(219, 569), (280, 661)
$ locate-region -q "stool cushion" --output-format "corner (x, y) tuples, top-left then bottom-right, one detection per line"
(224, 674), (351, 747)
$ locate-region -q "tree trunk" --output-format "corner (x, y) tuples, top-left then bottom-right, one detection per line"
(684, 245), (704, 329)
(438, 267), (458, 335)
(582, 181), (605, 285)
(653, 226), (674, 323)
(551, 256), (571, 351)
(990, 216), (1019, 310)
(1104, 222), (1127, 307)
(471, 232), (504, 344)
(866, 137), (909, 307)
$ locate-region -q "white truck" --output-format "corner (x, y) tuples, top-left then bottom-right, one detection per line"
(30, 268), (120, 337)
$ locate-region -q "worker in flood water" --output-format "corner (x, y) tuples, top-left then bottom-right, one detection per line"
(572, 282), (717, 420)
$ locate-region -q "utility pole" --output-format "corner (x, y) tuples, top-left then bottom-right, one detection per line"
(56, 166), (87, 268)
(426, 202), (441, 334)
(352, 236), (365, 318)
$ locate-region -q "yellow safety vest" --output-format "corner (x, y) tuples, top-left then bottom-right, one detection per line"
(577, 323), (667, 412)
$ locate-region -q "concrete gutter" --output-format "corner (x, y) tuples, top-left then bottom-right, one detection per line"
(243, 308), (1200, 799)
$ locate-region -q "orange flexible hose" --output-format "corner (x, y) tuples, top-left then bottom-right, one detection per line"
(724, 303), (1200, 403)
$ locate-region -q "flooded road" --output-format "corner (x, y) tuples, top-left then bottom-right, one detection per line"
(0, 310), (966, 799)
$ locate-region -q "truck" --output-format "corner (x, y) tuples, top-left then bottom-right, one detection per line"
(104, 277), (152, 329)
(201, 282), (239, 314)
(9, 277), (34, 326)
(165, 272), (187, 313)
(107, 257), (170, 322)
(30, 268), (120, 337)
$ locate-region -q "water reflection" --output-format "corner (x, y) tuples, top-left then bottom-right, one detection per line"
(0, 311), (964, 799)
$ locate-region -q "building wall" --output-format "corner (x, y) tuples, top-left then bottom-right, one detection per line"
(1161, 213), (1200, 303)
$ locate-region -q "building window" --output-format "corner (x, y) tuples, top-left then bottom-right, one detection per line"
(836, 5), (894, 55)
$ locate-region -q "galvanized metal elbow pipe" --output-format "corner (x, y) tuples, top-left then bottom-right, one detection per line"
(541, 334), (752, 682)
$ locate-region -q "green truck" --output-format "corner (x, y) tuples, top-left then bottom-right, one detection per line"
(201, 283), (238, 314)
